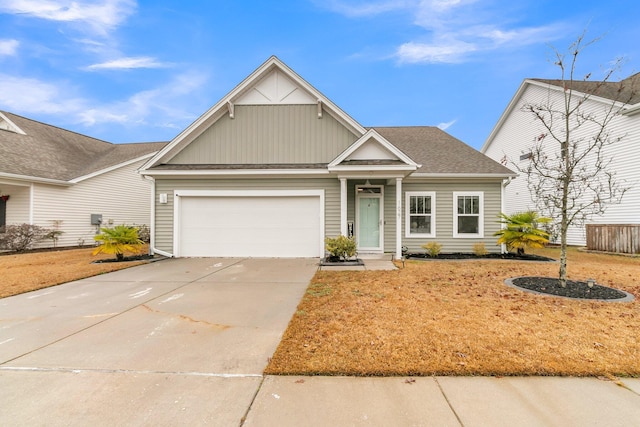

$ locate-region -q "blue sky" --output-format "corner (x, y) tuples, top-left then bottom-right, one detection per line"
(0, 0), (639, 150)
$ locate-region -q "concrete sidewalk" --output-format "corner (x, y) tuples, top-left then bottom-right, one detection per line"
(244, 375), (640, 427)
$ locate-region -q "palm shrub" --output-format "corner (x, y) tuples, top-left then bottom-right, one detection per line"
(494, 211), (551, 254)
(93, 225), (144, 261)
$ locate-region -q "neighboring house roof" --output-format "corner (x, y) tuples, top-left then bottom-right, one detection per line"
(373, 126), (514, 176)
(532, 72), (640, 105)
(0, 111), (167, 183)
(481, 72), (640, 153)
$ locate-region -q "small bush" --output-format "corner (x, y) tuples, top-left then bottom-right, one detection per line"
(132, 224), (150, 243)
(472, 242), (488, 256)
(325, 235), (357, 261)
(0, 223), (51, 252)
(421, 242), (442, 257)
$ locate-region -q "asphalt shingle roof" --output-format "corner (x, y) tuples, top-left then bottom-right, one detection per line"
(372, 126), (514, 175)
(532, 72), (640, 105)
(0, 111), (167, 181)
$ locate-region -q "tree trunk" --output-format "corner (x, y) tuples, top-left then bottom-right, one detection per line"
(559, 136), (570, 288)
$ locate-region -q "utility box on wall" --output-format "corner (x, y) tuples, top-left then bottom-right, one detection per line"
(90, 214), (102, 225)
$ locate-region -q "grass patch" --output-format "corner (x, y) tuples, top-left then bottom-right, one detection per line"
(0, 246), (149, 298)
(266, 247), (640, 377)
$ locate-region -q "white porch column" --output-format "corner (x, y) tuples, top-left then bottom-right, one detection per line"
(340, 178), (347, 236)
(396, 177), (402, 259)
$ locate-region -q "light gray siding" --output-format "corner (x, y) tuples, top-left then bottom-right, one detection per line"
(168, 105), (359, 165)
(399, 180), (503, 254)
(154, 178), (340, 255)
(343, 178), (503, 254)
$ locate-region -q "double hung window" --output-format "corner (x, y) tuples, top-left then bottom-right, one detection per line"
(405, 192), (435, 237)
(453, 192), (483, 237)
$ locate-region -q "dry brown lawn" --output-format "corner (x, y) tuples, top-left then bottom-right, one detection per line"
(266, 247), (640, 377)
(0, 246), (148, 298)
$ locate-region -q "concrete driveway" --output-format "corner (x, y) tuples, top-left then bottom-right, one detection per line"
(0, 257), (318, 426)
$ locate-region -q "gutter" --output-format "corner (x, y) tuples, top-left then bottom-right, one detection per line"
(500, 177), (514, 254)
(0, 172), (72, 186)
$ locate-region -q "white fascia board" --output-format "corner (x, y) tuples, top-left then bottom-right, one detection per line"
(175, 189), (324, 198)
(622, 102), (640, 116)
(408, 172), (517, 180)
(71, 152), (158, 183)
(480, 79), (530, 153)
(140, 168), (331, 177)
(140, 56), (367, 171)
(328, 164), (417, 173)
(329, 129), (419, 167)
(0, 172), (71, 186)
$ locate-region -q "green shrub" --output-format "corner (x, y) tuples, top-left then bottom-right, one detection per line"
(325, 235), (357, 261)
(93, 225), (144, 261)
(421, 242), (442, 257)
(472, 242), (488, 256)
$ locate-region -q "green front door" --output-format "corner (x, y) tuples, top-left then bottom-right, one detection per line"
(357, 190), (382, 251)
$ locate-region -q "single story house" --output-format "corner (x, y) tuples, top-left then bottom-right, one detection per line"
(0, 111), (167, 248)
(481, 73), (640, 247)
(140, 56), (515, 259)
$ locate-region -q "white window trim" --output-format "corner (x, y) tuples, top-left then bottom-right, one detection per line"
(453, 191), (484, 238)
(405, 191), (436, 238)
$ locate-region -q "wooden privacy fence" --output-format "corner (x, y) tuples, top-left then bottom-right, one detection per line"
(586, 224), (640, 254)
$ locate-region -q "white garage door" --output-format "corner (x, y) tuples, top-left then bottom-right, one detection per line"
(177, 193), (322, 257)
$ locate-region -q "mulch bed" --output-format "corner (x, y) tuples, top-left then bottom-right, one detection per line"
(507, 276), (635, 302)
(406, 252), (554, 262)
(92, 254), (155, 263)
(319, 257), (364, 266)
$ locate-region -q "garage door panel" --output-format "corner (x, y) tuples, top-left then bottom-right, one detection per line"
(178, 196), (321, 257)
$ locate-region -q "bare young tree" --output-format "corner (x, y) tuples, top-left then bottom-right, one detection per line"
(518, 32), (635, 287)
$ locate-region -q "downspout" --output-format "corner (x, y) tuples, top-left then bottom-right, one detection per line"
(143, 175), (173, 258)
(29, 183), (34, 224)
(500, 177), (513, 254)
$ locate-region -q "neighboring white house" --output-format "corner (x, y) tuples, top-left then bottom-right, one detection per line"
(481, 73), (640, 246)
(0, 111), (167, 248)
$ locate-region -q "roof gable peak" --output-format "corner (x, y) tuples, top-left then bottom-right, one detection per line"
(329, 129), (419, 171)
(0, 111), (26, 135)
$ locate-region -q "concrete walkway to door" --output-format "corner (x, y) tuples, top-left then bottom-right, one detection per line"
(0, 257), (318, 426)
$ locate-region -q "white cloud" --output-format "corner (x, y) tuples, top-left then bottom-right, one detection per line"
(315, 0), (414, 17)
(325, 1), (567, 64)
(397, 40), (476, 64)
(0, 0), (137, 35)
(0, 39), (19, 56)
(77, 70), (209, 128)
(86, 56), (169, 70)
(0, 69), (208, 136)
(437, 119), (457, 130)
(0, 74), (87, 114)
